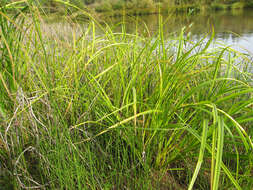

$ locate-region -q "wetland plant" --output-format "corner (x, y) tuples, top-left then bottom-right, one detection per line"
(0, 1), (252, 189)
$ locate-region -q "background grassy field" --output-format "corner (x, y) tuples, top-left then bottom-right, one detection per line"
(0, 1), (253, 189)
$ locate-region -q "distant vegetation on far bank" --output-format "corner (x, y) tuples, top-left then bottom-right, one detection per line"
(3, 0), (253, 16)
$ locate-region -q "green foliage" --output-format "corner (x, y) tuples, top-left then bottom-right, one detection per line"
(0, 2), (253, 189)
(7, 0), (249, 14)
(84, 0), (95, 5)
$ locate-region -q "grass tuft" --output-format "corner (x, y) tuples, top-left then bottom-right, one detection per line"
(0, 2), (252, 189)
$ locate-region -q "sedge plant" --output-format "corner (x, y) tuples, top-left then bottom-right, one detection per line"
(0, 1), (252, 189)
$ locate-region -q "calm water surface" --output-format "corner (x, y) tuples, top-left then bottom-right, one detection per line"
(43, 9), (253, 57)
(109, 9), (253, 55)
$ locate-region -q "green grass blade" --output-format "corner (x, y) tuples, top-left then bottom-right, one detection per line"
(188, 119), (208, 190)
(186, 126), (242, 190)
(212, 116), (225, 190)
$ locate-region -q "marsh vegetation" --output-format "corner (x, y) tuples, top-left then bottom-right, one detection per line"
(0, 1), (253, 189)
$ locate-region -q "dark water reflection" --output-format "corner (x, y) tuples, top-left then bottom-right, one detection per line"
(108, 9), (253, 54)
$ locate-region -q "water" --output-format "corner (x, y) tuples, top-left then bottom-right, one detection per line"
(42, 8), (253, 71)
(108, 9), (253, 55)
(43, 9), (253, 54)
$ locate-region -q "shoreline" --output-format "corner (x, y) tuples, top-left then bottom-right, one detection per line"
(74, 4), (253, 21)
(2, 1), (253, 19)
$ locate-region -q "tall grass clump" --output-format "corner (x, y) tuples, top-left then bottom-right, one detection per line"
(0, 1), (253, 189)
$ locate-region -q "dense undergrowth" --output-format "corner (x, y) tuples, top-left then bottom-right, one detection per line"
(0, 1), (253, 190)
